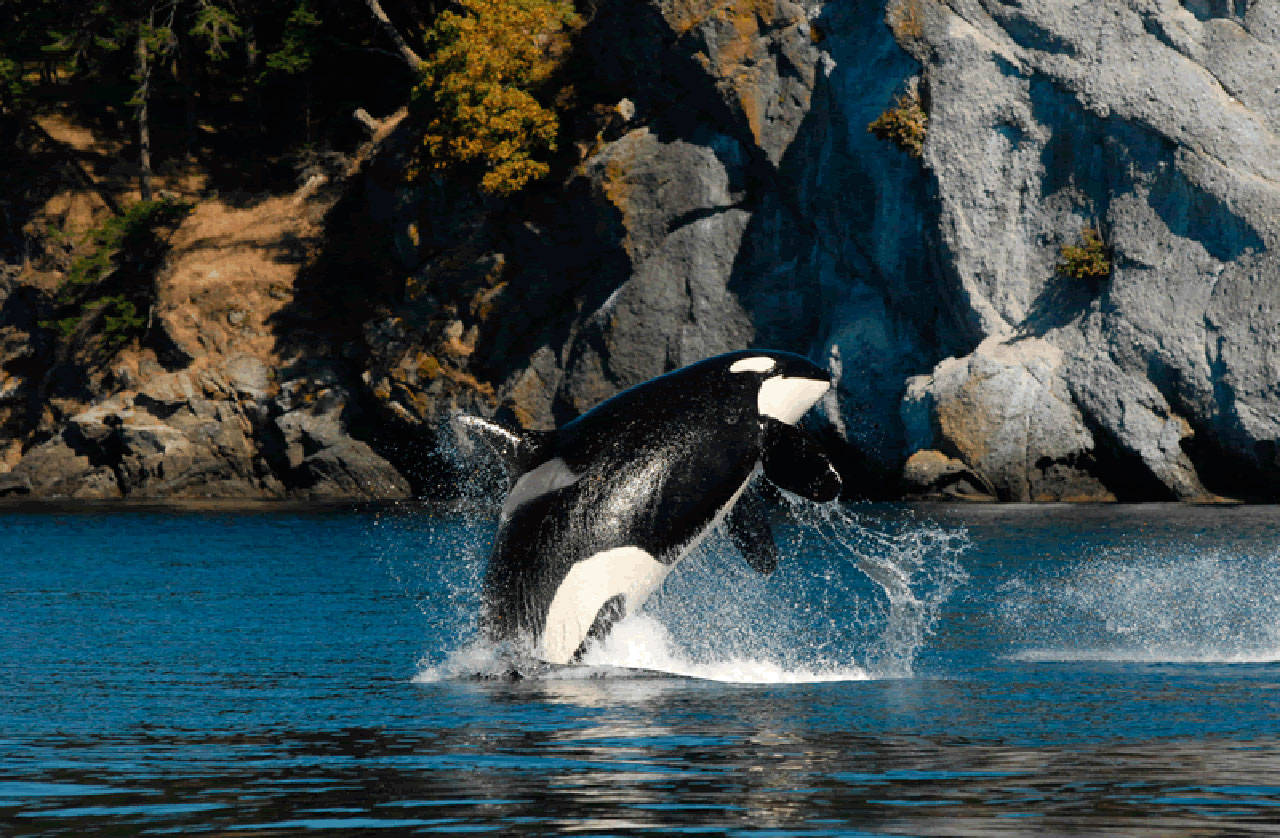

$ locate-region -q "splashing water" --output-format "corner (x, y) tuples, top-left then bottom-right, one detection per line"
(577, 614), (868, 683)
(398, 492), (970, 684)
(793, 500), (970, 677)
(1000, 546), (1280, 663)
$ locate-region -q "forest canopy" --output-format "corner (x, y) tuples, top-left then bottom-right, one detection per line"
(0, 0), (580, 198)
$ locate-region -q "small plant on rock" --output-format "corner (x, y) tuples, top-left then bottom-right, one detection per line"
(868, 88), (928, 158)
(1056, 226), (1112, 284)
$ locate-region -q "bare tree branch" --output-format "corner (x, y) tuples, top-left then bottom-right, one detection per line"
(362, 0), (423, 69)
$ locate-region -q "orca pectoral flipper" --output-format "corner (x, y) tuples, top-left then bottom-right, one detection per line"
(571, 594), (627, 663)
(724, 487), (778, 574)
(452, 413), (554, 475)
(761, 418), (842, 502)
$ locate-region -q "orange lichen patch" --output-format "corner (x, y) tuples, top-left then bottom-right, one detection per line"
(732, 76), (766, 148)
(509, 404), (535, 428)
(1, 438), (22, 470)
(440, 320), (478, 358)
(402, 350), (496, 400)
(596, 139), (643, 257)
(933, 376), (996, 467)
(471, 281), (508, 322)
(665, 0), (777, 35)
(888, 0), (925, 41)
(664, 0), (809, 150)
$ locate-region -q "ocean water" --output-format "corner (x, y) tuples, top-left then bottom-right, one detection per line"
(2, 500), (1280, 835)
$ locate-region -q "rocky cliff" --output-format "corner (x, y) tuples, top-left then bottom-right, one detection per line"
(3, 0), (1278, 502)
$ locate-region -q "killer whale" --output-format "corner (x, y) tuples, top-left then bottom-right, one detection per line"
(457, 350), (841, 664)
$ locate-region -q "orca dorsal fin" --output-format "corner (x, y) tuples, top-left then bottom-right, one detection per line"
(760, 418), (842, 502)
(452, 414), (554, 476)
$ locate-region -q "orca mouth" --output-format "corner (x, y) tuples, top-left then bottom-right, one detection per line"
(757, 375), (831, 424)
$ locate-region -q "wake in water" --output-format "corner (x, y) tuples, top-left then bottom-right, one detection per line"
(389, 494), (970, 685)
(999, 546), (1280, 664)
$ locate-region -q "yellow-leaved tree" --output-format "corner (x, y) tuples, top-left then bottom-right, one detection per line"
(414, 0), (580, 196)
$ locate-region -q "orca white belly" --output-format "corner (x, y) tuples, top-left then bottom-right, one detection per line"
(538, 545), (672, 664)
(536, 474), (757, 665)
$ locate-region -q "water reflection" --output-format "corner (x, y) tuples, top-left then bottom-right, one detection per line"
(7, 696), (1280, 835)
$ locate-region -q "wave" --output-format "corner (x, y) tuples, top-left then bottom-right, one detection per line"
(574, 614), (869, 683)
(999, 549), (1280, 664)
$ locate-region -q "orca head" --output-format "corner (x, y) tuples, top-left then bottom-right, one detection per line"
(724, 350), (832, 425)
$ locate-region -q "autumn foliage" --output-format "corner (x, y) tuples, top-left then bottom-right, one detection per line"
(868, 88), (928, 159)
(413, 0), (580, 196)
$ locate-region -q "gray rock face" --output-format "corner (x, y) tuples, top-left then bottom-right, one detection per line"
(894, 0), (1280, 498)
(557, 128), (756, 414)
(463, 0), (1280, 500)
(4, 364), (411, 500)
(275, 399), (413, 499)
(8, 0), (1276, 502)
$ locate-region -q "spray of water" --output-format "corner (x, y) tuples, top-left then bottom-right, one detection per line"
(1000, 546), (1280, 663)
(792, 500), (970, 677)
(395, 484), (969, 683)
(395, 415), (971, 681)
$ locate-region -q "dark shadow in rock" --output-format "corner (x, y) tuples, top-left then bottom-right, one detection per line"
(1077, 411), (1179, 501)
(0, 119), (121, 266)
(724, 3), (954, 484)
(1032, 76), (1264, 265)
(1160, 340), (1279, 502)
(1015, 268), (1099, 337)
(1179, 0), (1250, 23)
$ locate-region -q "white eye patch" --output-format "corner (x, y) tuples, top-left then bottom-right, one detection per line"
(758, 375), (830, 424)
(729, 356), (777, 374)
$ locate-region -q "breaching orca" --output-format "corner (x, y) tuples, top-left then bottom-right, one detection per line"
(456, 350), (841, 664)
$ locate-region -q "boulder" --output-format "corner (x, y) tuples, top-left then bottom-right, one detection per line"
(9, 436), (121, 499)
(0, 471), (32, 496)
(901, 449), (994, 500)
(902, 337), (1114, 501)
(276, 404), (412, 499)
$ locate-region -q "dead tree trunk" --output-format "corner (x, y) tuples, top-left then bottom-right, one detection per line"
(136, 14), (154, 201)
(363, 0), (423, 69)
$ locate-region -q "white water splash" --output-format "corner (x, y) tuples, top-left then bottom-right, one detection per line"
(410, 497), (970, 684)
(792, 501), (970, 677)
(576, 614), (869, 683)
(1001, 548), (1280, 664)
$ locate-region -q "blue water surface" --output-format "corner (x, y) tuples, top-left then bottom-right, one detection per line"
(3, 501), (1280, 835)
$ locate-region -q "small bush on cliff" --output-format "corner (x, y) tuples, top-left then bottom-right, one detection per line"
(411, 0), (580, 196)
(1057, 226), (1112, 285)
(868, 88), (928, 158)
(42, 197), (190, 353)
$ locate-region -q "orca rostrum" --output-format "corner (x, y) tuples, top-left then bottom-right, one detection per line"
(456, 350), (842, 664)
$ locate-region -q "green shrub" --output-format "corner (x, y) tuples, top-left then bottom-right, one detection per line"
(411, 0), (580, 196)
(868, 89), (927, 158)
(1057, 226), (1112, 284)
(41, 197), (190, 353)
